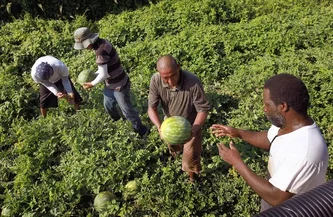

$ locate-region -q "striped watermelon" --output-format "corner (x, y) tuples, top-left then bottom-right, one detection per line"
(76, 69), (96, 84)
(124, 180), (139, 198)
(93, 191), (117, 212)
(160, 116), (192, 145)
(1, 207), (10, 216)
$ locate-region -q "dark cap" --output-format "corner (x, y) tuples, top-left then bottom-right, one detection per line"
(36, 62), (53, 80)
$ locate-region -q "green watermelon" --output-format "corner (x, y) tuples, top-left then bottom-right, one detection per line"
(22, 212), (35, 217)
(124, 180), (138, 198)
(1, 207), (10, 216)
(76, 69), (96, 84)
(93, 191), (117, 212)
(160, 116), (192, 145)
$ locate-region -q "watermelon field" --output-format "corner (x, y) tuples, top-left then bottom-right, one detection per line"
(0, 0), (333, 216)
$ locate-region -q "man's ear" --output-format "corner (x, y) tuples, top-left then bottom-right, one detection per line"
(279, 102), (289, 112)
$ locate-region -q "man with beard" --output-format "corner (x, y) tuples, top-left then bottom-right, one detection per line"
(210, 73), (328, 212)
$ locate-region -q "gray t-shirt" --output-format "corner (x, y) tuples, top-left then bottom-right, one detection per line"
(148, 70), (210, 124)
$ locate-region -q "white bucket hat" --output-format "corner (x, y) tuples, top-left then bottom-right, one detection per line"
(74, 27), (99, 50)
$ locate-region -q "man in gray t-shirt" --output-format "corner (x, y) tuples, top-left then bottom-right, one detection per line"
(148, 55), (210, 182)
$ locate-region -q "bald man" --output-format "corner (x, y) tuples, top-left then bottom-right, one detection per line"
(148, 55), (210, 182)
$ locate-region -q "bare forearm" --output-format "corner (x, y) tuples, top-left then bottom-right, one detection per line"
(237, 130), (270, 150)
(234, 162), (291, 206)
(148, 107), (162, 130)
(193, 112), (208, 127)
(192, 112), (208, 135)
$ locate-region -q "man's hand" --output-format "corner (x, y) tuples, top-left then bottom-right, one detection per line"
(158, 126), (183, 157)
(217, 141), (295, 206)
(56, 92), (66, 98)
(217, 141), (243, 168)
(67, 93), (74, 99)
(67, 93), (75, 104)
(210, 124), (240, 138)
(167, 143), (183, 157)
(82, 82), (93, 89)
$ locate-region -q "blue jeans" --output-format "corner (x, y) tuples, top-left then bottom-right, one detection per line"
(103, 81), (147, 136)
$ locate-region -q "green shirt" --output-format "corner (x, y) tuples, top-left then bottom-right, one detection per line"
(148, 70), (210, 124)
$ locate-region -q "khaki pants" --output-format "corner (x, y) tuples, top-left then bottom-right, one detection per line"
(168, 130), (202, 173)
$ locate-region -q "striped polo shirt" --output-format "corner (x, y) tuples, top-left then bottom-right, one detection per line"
(94, 38), (128, 89)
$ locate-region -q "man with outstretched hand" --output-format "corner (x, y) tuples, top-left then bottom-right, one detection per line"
(211, 73), (328, 212)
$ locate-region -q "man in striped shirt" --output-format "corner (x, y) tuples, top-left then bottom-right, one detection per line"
(73, 27), (148, 138)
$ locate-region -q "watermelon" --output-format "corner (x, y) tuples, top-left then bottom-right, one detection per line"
(1, 207), (10, 216)
(160, 116), (192, 145)
(124, 180), (138, 198)
(22, 212), (35, 217)
(93, 191), (117, 212)
(76, 69), (96, 84)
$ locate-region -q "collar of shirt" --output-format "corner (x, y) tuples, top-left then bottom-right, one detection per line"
(161, 70), (184, 91)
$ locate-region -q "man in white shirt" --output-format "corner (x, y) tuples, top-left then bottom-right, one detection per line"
(31, 55), (82, 117)
(210, 73), (329, 212)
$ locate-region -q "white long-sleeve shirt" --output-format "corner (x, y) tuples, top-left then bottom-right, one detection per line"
(31, 56), (73, 95)
(91, 64), (110, 86)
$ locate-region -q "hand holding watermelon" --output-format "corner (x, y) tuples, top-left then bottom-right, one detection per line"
(76, 69), (96, 85)
(66, 93), (75, 104)
(81, 82), (93, 89)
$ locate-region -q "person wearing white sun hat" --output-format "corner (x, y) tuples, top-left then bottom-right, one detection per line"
(73, 27), (149, 138)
